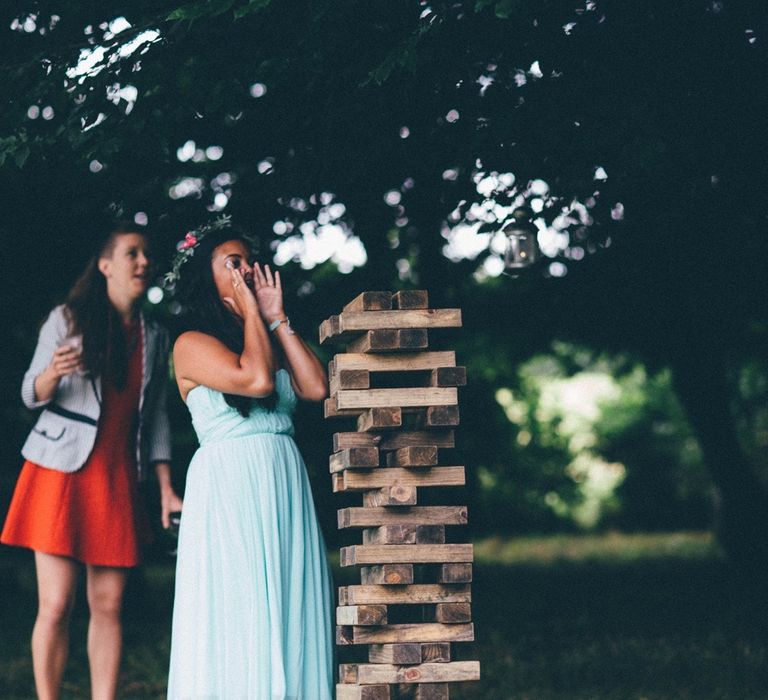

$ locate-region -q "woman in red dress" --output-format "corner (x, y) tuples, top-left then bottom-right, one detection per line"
(1, 223), (183, 700)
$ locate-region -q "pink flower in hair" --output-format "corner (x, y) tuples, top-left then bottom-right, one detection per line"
(180, 232), (198, 250)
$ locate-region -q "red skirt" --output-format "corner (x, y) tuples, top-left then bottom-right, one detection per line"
(1, 328), (150, 568)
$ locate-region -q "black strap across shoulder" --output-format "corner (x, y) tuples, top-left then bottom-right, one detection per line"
(47, 403), (98, 426)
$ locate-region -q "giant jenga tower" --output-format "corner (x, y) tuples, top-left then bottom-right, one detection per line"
(320, 290), (480, 700)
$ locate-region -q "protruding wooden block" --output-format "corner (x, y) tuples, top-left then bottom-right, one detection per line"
(341, 544), (473, 567)
(420, 643), (452, 663)
(319, 315), (342, 344)
(430, 367), (467, 388)
(415, 525), (445, 544)
(386, 446), (439, 467)
(333, 467), (465, 493)
(360, 564), (414, 585)
(437, 563), (472, 584)
(329, 447), (380, 473)
(338, 584), (471, 606)
(393, 290), (429, 309)
(343, 292), (393, 313)
(338, 309), (461, 332)
(335, 351), (455, 372)
(334, 431), (455, 452)
(363, 525), (417, 545)
(336, 683), (391, 700)
(348, 329), (429, 354)
(331, 369), (371, 393)
(336, 388), (457, 411)
(336, 623), (474, 645)
(358, 407), (402, 432)
(338, 506), (468, 529)
(422, 405), (460, 427)
(337, 605), (388, 626)
(362, 485), (418, 507)
(369, 643), (422, 665)
(428, 603), (472, 624)
(338, 661), (480, 684)
(414, 682), (450, 700)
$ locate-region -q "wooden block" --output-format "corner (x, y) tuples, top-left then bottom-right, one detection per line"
(338, 506), (468, 529)
(420, 643), (452, 663)
(319, 314), (342, 344)
(329, 448), (380, 473)
(336, 387), (457, 411)
(335, 352), (456, 372)
(437, 564), (472, 584)
(339, 661), (479, 684)
(357, 407), (402, 432)
(428, 603), (472, 624)
(336, 683), (391, 700)
(393, 290), (429, 309)
(360, 564), (414, 585)
(363, 525), (417, 545)
(341, 544), (473, 566)
(414, 682), (449, 700)
(330, 369), (371, 393)
(362, 485), (418, 507)
(324, 396), (360, 418)
(415, 525), (445, 544)
(338, 584), (471, 606)
(336, 605), (388, 626)
(334, 430), (454, 452)
(422, 406), (460, 427)
(343, 291), (393, 313)
(430, 367), (467, 387)
(333, 467), (465, 493)
(338, 309), (461, 332)
(386, 446), (438, 467)
(369, 644), (422, 665)
(336, 623), (474, 646)
(347, 329), (428, 354)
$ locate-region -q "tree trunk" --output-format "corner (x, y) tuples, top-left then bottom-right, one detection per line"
(670, 344), (768, 569)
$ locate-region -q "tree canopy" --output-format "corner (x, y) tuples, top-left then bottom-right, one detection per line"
(2, 0), (768, 559)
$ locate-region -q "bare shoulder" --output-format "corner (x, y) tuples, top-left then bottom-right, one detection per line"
(173, 330), (224, 352)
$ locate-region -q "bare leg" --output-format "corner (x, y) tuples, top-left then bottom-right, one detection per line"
(86, 565), (129, 700)
(32, 551), (79, 700)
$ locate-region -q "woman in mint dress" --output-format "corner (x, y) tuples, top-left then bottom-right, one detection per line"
(166, 222), (333, 699)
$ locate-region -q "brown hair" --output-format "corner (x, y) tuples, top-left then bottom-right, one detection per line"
(65, 221), (147, 389)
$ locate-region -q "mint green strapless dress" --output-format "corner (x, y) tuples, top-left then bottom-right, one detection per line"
(167, 370), (334, 700)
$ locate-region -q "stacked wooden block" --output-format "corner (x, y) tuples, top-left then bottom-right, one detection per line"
(320, 290), (480, 700)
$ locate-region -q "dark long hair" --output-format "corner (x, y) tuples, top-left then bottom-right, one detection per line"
(65, 222), (146, 390)
(174, 227), (275, 416)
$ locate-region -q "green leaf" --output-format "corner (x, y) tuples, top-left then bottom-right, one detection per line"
(14, 145), (31, 169)
(234, 0), (273, 19)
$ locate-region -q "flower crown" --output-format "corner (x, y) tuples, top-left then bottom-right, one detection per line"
(163, 215), (233, 287)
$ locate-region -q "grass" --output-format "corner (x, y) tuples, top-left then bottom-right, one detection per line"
(1, 532), (767, 699)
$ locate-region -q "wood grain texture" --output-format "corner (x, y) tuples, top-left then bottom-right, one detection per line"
(336, 623), (474, 645)
(361, 485), (418, 507)
(336, 605), (388, 626)
(335, 352), (456, 372)
(332, 467), (465, 493)
(340, 544), (473, 566)
(386, 446), (439, 467)
(329, 447), (380, 473)
(335, 684), (391, 700)
(333, 430), (455, 452)
(338, 584), (471, 606)
(339, 661), (480, 684)
(360, 564), (414, 585)
(338, 506), (468, 529)
(393, 290), (429, 309)
(336, 387), (457, 410)
(343, 292), (393, 313)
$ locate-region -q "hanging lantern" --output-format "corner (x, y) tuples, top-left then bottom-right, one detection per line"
(502, 206), (540, 273)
